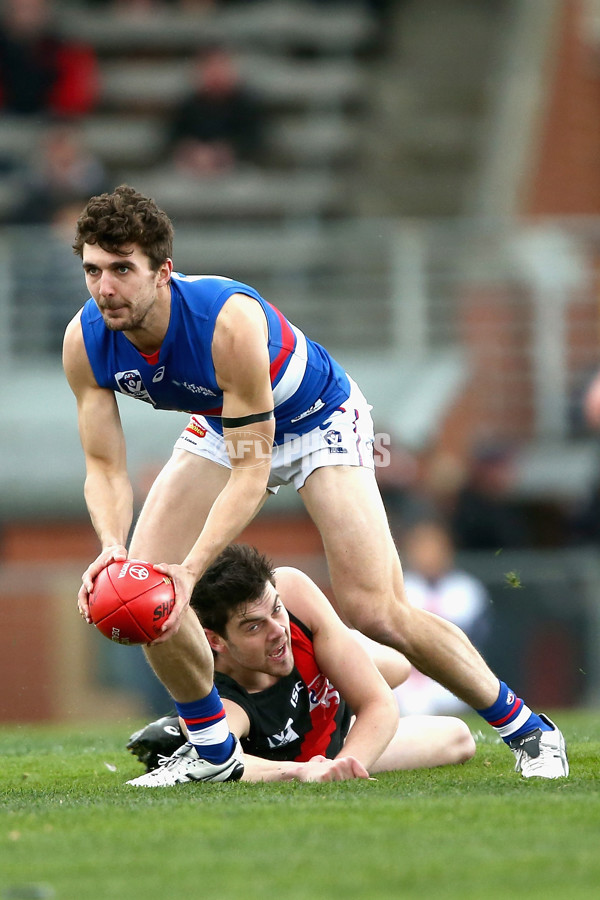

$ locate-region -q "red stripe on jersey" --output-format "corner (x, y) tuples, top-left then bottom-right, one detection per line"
(267, 302), (296, 383)
(289, 620), (342, 761)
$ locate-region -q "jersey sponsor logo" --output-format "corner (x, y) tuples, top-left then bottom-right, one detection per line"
(290, 398), (325, 424)
(307, 673), (340, 711)
(115, 369), (155, 405)
(172, 380), (217, 397)
(185, 420), (208, 438)
(267, 716), (301, 750)
(290, 680), (304, 709)
(152, 366), (166, 383)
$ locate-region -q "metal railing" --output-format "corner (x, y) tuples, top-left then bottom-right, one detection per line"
(1, 216), (600, 514)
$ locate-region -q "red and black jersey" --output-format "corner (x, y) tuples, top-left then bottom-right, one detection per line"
(215, 613), (352, 762)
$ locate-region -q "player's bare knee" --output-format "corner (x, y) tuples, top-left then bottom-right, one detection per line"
(449, 718), (476, 764)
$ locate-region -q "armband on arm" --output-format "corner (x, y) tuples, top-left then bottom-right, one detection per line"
(221, 410), (275, 428)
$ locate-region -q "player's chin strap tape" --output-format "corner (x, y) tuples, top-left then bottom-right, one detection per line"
(221, 409), (275, 428)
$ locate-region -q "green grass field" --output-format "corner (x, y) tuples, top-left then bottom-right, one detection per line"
(2, 710), (599, 900)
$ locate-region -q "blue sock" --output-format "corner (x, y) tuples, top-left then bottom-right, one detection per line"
(477, 681), (552, 744)
(175, 687), (235, 764)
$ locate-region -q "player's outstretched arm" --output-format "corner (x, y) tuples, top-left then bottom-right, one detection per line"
(63, 313), (133, 618)
(240, 753), (371, 783)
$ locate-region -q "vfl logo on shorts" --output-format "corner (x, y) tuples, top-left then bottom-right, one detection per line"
(323, 429), (347, 454)
(115, 369), (155, 405)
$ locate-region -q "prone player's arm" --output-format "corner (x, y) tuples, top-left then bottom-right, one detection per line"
(63, 313), (133, 614)
(275, 568), (400, 772)
(221, 699), (368, 783)
(154, 294), (275, 637)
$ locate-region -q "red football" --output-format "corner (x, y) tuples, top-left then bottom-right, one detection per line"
(89, 560), (175, 645)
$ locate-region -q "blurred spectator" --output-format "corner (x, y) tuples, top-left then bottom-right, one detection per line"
(394, 519), (492, 716)
(0, 0), (99, 116)
(87, 0), (217, 9)
(569, 479), (600, 546)
(166, 46), (265, 177)
(374, 436), (438, 536)
(450, 442), (531, 551)
(9, 198), (94, 355)
(6, 123), (108, 354)
(8, 121), (108, 225)
(568, 369), (600, 544)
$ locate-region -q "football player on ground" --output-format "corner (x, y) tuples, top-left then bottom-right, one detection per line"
(127, 545), (476, 784)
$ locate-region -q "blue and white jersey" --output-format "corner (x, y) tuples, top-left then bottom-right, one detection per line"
(80, 273), (350, 443)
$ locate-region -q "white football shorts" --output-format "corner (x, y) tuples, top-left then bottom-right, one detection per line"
(173, 377), (375, 493)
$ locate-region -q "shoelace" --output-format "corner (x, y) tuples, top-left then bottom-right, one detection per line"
(156, 753), (174, 768)
(153, 744), (192, 769)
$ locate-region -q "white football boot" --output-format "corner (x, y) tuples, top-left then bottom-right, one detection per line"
(127, 739), (244, 786)
(509, 714), (569, 778)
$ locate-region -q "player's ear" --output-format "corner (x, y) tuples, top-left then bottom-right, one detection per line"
(157, 258), (173, 286)
(204, 628), (226, 654)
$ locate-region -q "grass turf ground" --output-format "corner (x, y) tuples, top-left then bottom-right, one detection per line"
(1, 710), (599, 900)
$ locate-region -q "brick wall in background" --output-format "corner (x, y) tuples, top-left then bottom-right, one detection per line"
(528, 0), (600, 215)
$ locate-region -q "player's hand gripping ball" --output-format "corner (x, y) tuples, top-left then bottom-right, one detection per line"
(89, 560), (175, 644)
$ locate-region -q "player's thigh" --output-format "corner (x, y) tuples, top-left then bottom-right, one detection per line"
(299, 464), (405, 610)
(130, 449), (231, 563)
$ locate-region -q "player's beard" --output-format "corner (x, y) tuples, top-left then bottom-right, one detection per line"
(100, 299), (152, 332)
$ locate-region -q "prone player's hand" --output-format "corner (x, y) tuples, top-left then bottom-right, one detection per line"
(296, 755), (371, 783)
(149, 562), (196, 642)
(79, 544), (128, 622)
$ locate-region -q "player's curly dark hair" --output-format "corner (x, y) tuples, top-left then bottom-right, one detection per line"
(72, 184), (174, 271)
(191, 544), (276, 636)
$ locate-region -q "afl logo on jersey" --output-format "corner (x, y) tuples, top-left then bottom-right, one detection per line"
(115, 369), (155, 405)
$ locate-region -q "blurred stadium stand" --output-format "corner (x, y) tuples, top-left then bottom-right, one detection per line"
(3, 0), (600, 719)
